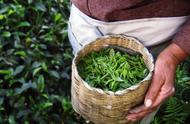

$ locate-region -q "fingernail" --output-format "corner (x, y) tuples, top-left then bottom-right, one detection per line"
(127, 118), (136, 122)
(145, 99), (152, 107)
(129, 110), (135, 114)
(129, 109), (138, 114)
(126, 116), (136, 121)
(172, 87), (175, 92)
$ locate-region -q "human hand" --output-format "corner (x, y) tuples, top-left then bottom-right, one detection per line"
(126, 43), (188, 122)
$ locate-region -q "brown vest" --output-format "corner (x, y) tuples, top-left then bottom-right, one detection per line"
(71, 0), (190, 21)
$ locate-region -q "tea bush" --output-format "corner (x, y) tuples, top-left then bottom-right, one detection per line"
(0, 0), (79, 123)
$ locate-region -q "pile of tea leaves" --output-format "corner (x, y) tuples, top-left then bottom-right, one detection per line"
(77, 48), (149, 92)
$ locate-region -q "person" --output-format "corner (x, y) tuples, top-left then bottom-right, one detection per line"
(68, 0), (190, 123)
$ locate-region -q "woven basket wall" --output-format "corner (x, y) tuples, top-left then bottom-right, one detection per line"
(71, 35), (154, 124)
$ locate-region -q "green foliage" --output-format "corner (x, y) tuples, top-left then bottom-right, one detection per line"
(78, 48), (149, 92)
(0, 0), (83, 123)
(162, 97), (189, 124)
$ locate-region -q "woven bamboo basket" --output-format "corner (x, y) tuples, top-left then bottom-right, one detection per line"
(71, 35), (154, 124)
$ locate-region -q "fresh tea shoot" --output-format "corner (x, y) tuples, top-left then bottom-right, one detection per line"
(78, 48), (149, 92)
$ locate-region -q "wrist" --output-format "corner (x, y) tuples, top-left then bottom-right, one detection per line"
(159, 43), (188, 66)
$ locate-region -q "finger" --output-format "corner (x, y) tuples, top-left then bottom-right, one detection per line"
(127, 108), (154, 121)
(145, 84), (173, 110)
(127, 104), (157, 121)
(129, 105), (147, 114)
(128, 88), (170, 115)
(144, 70), (165, 107)
(127, 84), (174, 122)
(152, 73), (175, 106)
(126, 117), (137, 122)
(160, 74), (175, 95)
(152, 84), (175, 108)
(160, 83), (175, 96)
(145, 66), (175, 109)
(150, 90), (173, 110)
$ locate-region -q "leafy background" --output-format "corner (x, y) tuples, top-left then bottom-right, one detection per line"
(0, 0), (189, 124)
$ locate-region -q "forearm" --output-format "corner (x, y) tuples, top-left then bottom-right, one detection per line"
(161, 43), (188, 66)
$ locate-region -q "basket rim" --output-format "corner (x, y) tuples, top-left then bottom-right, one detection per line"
(73, 34), (154, 95)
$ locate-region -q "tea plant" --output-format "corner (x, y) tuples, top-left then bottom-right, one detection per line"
(78, 48), (149, 92)
(0, 0), (81, 123)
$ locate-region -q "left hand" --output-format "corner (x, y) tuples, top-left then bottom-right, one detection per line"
(126, 43), (188, 122)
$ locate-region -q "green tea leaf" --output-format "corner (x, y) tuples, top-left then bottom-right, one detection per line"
(0, 14), (4, 20)
(0, 97), (4, 105)
(78, 48), (149, 92)
(49, 70), (60, 79)
(32, 62), (41, 68)
(35, 2), (46, 11)
(42, 102), (53, 109)
(33, 67), (42, 76)
(27, 0), (33, 4)
(17, 21), (31, 28)
(14, 51), (26, 57)
(2, 31), (11, 38)
(0, 6), (8, 14)
(8, 115), (16, 124)
(54, 13), (62, 22)
(15, 82), (37, 94)
(0, 69), (12, 75)
(14, 65), (24, 76)
(37, 75), (45, 92)
(42, 62), (48, 71)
